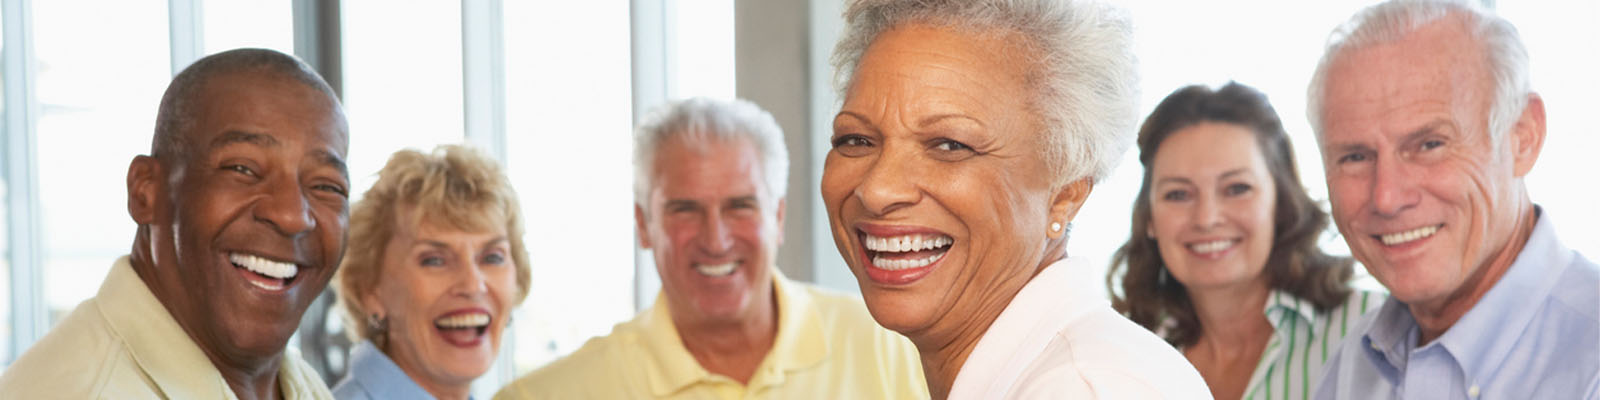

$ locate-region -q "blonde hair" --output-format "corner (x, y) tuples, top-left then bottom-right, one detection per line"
(334, 144), (531, 342)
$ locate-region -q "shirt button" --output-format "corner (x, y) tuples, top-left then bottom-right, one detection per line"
(1468, 385), (1480, 398)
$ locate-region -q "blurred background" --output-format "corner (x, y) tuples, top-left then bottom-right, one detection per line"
(0, 0), (1593, 397)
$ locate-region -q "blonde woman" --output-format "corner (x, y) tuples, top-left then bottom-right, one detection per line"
(331, 145), (531, 400)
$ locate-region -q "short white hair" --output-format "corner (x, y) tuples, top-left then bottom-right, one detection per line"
(830, 0), (1138, 185)
(633, 97), (790, 208)
(1307, 0), (1531, 143)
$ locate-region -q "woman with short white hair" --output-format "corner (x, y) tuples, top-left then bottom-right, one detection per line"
(821, 0), (1211, 398)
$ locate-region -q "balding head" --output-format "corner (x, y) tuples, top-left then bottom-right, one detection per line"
(152, 48), (341, 165)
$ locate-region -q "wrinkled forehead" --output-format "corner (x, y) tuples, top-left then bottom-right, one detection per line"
(648, 136), (771, 203)
(184, 69), (348, 155)
(1321, 23), (1492, 134)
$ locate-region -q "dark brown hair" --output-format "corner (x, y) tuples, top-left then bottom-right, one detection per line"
(1106, 82), (1353, 347)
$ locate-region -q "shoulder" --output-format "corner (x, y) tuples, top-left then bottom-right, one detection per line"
(1044, 308), (1208, 396)
(280, 350), (334, 399)
(496, 326), (637, 399)
(795, 283), (922, 359)
(0, 298), (132, 398)
(1548, 251), (1600, 323)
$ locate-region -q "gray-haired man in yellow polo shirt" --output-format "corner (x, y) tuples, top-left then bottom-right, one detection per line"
(0, 48), (349, 399)
(496, 97), (927, 399)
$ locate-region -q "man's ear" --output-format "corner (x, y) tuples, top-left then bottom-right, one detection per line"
(1509, 93), (1547, 177)
(1047, 178), (1095, 239)
(127, 155), (163, 225)
(635, 204), (652, 249)
(774, 197), (787, 245)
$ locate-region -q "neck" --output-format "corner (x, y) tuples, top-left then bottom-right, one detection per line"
(1186, 281), (1275, 358)
(916, 253), (1063, 399)
(913, 310), (991, 400)
(130, 234), (283, 400)
(1411, 204), (1537, 344)
(675, 285), (778, 385)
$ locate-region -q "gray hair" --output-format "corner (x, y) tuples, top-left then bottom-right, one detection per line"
(633, 97), (790, 208)
(830, 0), (1139, 185)
(1307, 0), (1531, 143)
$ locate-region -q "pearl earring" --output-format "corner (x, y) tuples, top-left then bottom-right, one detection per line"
(1050, 222), (1062, 232)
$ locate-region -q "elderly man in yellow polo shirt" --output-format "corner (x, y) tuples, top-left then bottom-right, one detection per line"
(0, 48), (347, 399)
(495, 97), (927, 399)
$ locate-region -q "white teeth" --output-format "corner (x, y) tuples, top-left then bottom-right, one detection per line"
(1187, 239), (1237, 254)
(695, 262), (737, 277)
(862, 233), (953, 253)
(871, 252), (944, 271)
(229, 253), (298, 280)
(1379, 225), (1440, 246)
(435, 312), (490, 329)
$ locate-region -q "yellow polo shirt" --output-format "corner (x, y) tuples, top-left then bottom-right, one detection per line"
(0, 256), (332, 399)
(495, 271), (928, 399)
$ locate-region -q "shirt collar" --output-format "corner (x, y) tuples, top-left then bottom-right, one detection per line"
(340, 341), (436, 399)
(1436, 208), (1570, 383)
(1264, 290), (1321, 340)
(97, 256), (329, 400)
(640, 268), (828, 396)
(1361, 208), (1572, 382)
(97, 256), (235, 399)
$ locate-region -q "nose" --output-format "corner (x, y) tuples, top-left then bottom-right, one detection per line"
(254, 179), (316, 236)
(699, 212), (735, 254)
(452, 260), (489, 297)
(854, 148), (921, 216)
(1369, 157), (1419, 217)
(1191, 194), (1223, 231)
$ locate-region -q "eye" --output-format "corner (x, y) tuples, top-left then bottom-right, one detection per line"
(1161, 189), (1189, 202)
(1224, 183), (1253, 196)
(419, 255), (446, 267)
(224, 164), (257, 177)
(481, 252), (506, 266)
(312, 183), (348, 196)
(1337, 152), (1369, 164)
(932, 139), (972, 152)
(830, 134), (874, 158)
(1420, 139), (1445, 151)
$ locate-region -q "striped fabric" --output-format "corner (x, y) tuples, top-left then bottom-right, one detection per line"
(1240, 289), (1386, 400)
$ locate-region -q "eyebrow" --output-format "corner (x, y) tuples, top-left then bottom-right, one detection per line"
(313, 149), (349, 180)
(916, 113), (982, 129)
(417, 236), (509, 250)
(1154, 168), (1251, 186)
(210, 130), (279, 150)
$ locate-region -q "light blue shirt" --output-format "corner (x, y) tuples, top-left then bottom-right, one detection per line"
(1315, 209), (1600, 399)
(332, 341), (440, 400)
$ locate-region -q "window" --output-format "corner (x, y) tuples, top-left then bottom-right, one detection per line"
(32, 0), (170, 325)
(340, 1), (465, 198)
(500, 1), (635, 374)
(203, 1), (294, 55)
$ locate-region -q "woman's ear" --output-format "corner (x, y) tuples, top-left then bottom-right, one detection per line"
(127, 155), (164, 224)
(1047, 178), (1094, 239)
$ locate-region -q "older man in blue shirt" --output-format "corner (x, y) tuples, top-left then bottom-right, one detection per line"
(1306, 1), (1599, 399)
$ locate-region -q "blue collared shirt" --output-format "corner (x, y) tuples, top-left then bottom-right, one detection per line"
(332, 340), (441, 400)
(1315, 209), (1600, 399)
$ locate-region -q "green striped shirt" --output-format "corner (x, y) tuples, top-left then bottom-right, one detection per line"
(1166, 289), (1386, 400)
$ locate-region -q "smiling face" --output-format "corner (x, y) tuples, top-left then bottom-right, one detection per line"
(1318, 19), (1528, 308)
(1147, 122), (1276, 292)
(822, 24), (1080, 339)
(140, 69), (350, 360)
(364, 209), (518, 390)
(636, 137), (783, 327)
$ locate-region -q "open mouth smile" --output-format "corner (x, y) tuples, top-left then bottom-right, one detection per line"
(435, 309), (492, 347)
(228, 252), (301, 291)
(858, 229), (953, 285)
(1373, 224), (1442, 246)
